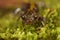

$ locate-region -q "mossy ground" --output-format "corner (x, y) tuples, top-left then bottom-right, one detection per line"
(0, 0), (60, 40)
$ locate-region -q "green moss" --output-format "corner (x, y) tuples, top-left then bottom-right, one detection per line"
(0, 0), (60, 40)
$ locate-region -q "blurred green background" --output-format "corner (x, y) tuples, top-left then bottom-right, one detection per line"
(0, 0), (60, 40)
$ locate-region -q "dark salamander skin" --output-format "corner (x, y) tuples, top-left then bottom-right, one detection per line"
(17, 2), (46, 27)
